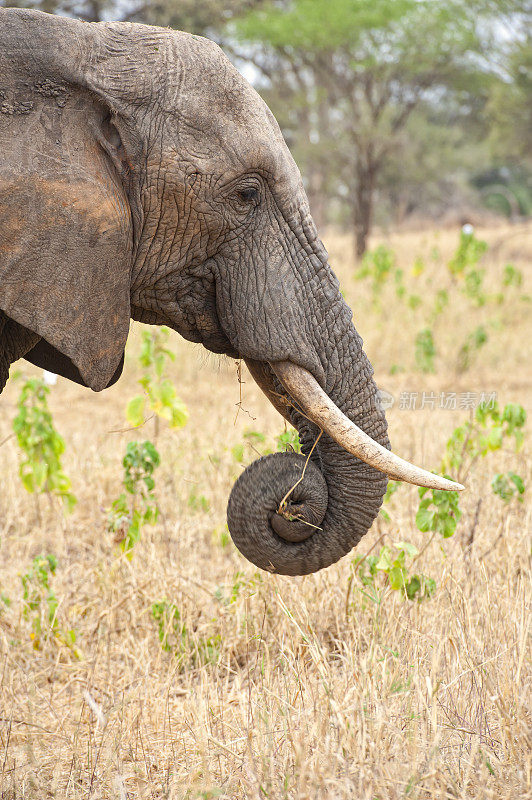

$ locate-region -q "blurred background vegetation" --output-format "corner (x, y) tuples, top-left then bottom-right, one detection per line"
(1, 0), (530, 255)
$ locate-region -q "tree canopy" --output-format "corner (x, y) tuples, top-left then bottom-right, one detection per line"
(1, 0), (530, 249)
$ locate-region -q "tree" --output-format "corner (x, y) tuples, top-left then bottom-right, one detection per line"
(487, 35), (532, 163)
(0, 0), (258, 34)
(233, 0), (525, 256)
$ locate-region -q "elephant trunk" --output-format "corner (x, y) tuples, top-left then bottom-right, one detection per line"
(227, 344), (463, 575)
(226, 331), (392, 575)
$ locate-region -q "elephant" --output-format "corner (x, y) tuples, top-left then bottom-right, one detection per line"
(0, 9), (463, 576)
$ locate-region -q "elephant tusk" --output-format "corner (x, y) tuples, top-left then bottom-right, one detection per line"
(270, 360), (465, 492)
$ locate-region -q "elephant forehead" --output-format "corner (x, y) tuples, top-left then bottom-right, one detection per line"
(163, 33), (302, 197)
(168, 98), (302, 200)
(98, 24), (302, 198)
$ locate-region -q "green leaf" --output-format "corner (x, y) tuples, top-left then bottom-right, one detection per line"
(415, 505), (434, 532)
(21, 471), (35, 493)
(169, 398), (189, 429)
(232, 444), (245, 463)
(488, 427), (503, 450)
(509, 472), (525, 494)
(394, 541), (419, 558)
(388, 565), (406, 591)
(126, 395), (146, 427)
(376, 546), (393, 571)
(405, 575), (421, 600)
(440, 514), (458, 539)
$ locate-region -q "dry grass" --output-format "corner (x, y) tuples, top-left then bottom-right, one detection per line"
(0, 222), (531, 799)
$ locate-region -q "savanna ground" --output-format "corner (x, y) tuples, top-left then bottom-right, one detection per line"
(0, 222), (530, 799)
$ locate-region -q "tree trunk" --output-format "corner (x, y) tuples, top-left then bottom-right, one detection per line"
(353, 158), (376, 259)
(83, 0), (105, 22)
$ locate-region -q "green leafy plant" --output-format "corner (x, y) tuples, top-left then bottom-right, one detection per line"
(419, 401), (526, 542)
(445, 228), (491, 310)
(502, 263), (522, 289)
(448, 228), (488, 279)
(231, 428), (270, 463)
(367, 401), (526, 602)
(463, 268), (486, 307)
(20, 554), (79, 655)
(352, 542), (436, 602)
(491, 471), (525, 503)
(231, 427), (301, 463)
(416, 485), (462, 539)
(187, 488), (210, 513)
(412, 255), (425, 277)
(107, 440), (160, 557)
(213, 570), (247, 607)
(151, 599), (187, 653)
(456, 325), (488, 373)
(13, 377), (76, 517)
(444, 401), (526, 477)
(212, 525), (231, 548)
(0, 591), (10, 615)
(276, 428), (302, 453)
(126, 326), (188, 437)
(432, 288), (449, 320)
(151, 599), (221, 667)
(355, 244), (395, 300)
(394, 268), (421, 309)
(415, 328), (436, 373)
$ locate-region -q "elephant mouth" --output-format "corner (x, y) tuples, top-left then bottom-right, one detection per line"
(200, 332), (239, 358)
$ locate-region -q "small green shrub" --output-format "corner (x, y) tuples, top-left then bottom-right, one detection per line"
(448, 228), (487, 278)
(352, 542), (435, 602)
(416, 485), (462, 539)
(212, 525), (231, 548)
(415, 328), (436, 373)
(276, 429), (302, 453)
(231, 427), (301, 463)
(419, 401), (526, 542)
(13, 378), (76, 514)
(231, 429), (270, 463)
(126, 326), (188, 436)
(444, 401), (526, 474)
(151, 600), (187, 653)
(107, 440), (160, 557)
(463, 268), (486, 306)
(432, 288), (449, 320)
(491, 471), (525, 503)
(355, 245), (395, 300)
(151, 599), (221, 667)
(363, 401), (526, 603)
(187, 488), (210, 513)
(20, 554), (79, 656)
(456, 325), (488, 373)
(213, 571), (247, 607)
(0, 591), (10, 614)
(502, 263), (522, 288)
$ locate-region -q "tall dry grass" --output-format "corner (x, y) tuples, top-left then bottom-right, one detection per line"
(0, 222), (530, 799)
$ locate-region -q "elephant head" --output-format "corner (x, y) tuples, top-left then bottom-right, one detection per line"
(0, 10), (462, 575)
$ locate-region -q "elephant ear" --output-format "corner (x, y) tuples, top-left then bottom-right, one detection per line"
(0, 10), (134, 391)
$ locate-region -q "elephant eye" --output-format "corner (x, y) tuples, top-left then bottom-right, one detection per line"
(237, 186), (260, 204)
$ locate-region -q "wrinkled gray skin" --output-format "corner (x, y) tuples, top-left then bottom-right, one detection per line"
(0, 9), (389, 575)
